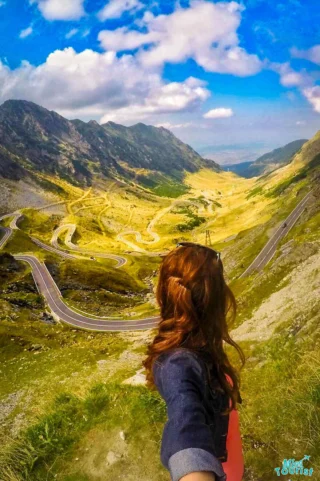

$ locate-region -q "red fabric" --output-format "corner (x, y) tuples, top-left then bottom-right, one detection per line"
(221, 375), (244, 481)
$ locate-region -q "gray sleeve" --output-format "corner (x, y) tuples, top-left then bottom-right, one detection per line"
(168, 447), (227, 481)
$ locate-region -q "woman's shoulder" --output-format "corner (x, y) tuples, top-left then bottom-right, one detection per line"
(153, 347), (206, 396)
(153, 347), (205, 378)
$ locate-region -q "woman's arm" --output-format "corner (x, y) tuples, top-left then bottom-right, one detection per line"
(154, 350), (226, 481)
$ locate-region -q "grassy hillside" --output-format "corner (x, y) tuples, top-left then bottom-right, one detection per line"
(224, 139), (307, 178)
(0, 125), (320, 480)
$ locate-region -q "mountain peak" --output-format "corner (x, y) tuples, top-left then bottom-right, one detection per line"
(1, 99), (50, 114)
(0, 99), (219, 184)
(88, 120), (100, 127)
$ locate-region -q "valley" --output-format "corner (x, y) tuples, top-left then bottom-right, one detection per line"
(0, 101), (319, 481)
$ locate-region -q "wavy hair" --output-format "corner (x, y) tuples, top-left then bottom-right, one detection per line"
(142, 243), (245, 411)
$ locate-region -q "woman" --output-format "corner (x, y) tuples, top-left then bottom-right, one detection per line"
(143, 242), (245, 481)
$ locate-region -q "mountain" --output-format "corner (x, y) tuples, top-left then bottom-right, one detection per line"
(223, 139), (307, 178)
(290, 130), (320, 167)
(0, 100), (219, 186)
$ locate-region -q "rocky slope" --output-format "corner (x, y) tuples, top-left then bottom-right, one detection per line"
(0, 100), (219, 186)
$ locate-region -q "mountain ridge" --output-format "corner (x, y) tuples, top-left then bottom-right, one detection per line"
(223, 139), (308, 178)
(0, 99), (220, 186)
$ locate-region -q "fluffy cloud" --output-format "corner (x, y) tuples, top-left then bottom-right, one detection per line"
(270, 62), (320, 114)
(33, 0), (85, 20)
(270, 62), (310, 88)
(302, 87), (320, 113)
(291, 45), (320, 66)
(98, 0), (144, 21)
(203, 108), (234, 119)
(0, 48), (210, 123)
(100, 77), (210, 123)
(19, 26), (33, 39)
(99, 1), (262, 76)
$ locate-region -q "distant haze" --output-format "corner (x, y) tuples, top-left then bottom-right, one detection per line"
(198, 143), (274, 166)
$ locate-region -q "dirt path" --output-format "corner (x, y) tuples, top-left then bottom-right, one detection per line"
(116, 198), (206, 252)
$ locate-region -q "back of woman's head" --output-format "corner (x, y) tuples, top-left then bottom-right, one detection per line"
(143, 243), (245, 410)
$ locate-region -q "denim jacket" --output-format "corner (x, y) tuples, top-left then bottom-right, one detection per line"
(153, 347), (231, 481)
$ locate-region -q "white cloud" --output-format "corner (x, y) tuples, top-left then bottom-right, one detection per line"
(99, 1), (262, 76)
(98, 0), (144, 21)
(291, 45), (320, 66)
(155, 122), (193, 129)
(19, 26), (33, 39)
(33, 0), (85, 20)
(280, 71), (306, 88)
(65, 28), (79, 39)
(0, 48), (210, 124)
(270, 62), (309, 88)
(203, 108), (234, 119)
(100, 77), (210, 123)
(99, 28), (157, 51)
(270, 61), (320, 114)
(295, 120), (306, 126)
(302, 86), (320, 113)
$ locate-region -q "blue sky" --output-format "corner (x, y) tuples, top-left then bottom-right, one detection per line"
(0, 0), (320, 164)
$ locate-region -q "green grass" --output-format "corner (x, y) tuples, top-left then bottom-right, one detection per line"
(174, 205), (206, 232)
(18, 210), (63, 243)
(0, 385), (111, 481)
(0, 382), (167, 481)
(0, 160), (319, 481)
(246, 186), (264, 199)
(238, 325), (320, 480)
(0, 216), (13, 228)
(30, 175), (68, 198)
(51, 258), (146, 294)
(38, 255), (157, 317)
(266, 152), (320, 198)
(188, 195), (210, 206)
(153, 182), (189, 198)
(3, 230), (44, 256)
(224, 181), (315, 281)
(135, 172), (190, 198)
(224, 184), (320, 479)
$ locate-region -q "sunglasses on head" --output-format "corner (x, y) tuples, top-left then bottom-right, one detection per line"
(176, 241), (221, 261)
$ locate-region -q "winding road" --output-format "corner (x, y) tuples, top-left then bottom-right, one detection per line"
(0, 226), (12, 249)
(240, 190), (312, 277)
(14, 255), (159, 331)
(116, 198), (207, 254)
(0, 211), (22, 249)
(51, 224), (127, 268)
(0, 189), (313, 331)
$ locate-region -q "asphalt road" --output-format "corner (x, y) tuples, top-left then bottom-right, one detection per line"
(0, 211), (22, 250)
(14, 254), (160, 331)
(1, 190), (313, 331)
(0, 226), (12, 249)
(240, 191), (312, 277)
(9, 212), (23, 230)
(51, 224), (127, 268)
(31, 236), (82, 260)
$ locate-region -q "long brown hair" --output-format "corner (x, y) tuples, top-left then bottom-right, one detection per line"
(143, 243), (245, 411)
